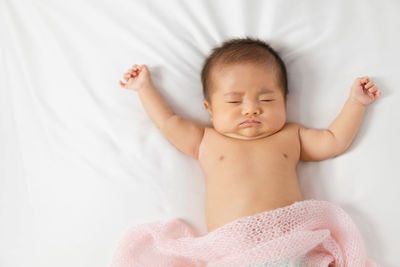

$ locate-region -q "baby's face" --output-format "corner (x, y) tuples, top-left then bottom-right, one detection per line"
(203, 63), (287, 140)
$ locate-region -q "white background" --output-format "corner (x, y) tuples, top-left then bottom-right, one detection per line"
(1, 0), (399, 266)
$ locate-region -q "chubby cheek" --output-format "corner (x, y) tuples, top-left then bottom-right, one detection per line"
(213, 109), (238, 130)
(269, 107), (286, 127)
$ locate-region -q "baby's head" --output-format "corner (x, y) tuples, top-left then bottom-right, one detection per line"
(201, 37), (288, 140)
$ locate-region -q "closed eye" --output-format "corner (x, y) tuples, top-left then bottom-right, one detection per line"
(226, 100), (274, 103)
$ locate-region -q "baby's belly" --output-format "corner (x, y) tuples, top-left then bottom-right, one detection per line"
(205, 172), (304, 232)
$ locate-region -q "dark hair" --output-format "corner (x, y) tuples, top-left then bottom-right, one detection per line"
(201, 36), (288, 103)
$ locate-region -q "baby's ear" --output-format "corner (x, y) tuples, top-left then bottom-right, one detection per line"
(203, 100), (212, 112)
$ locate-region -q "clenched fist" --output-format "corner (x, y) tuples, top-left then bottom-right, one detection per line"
(350, 76), (381, 106)
(119, 64), (153, 92)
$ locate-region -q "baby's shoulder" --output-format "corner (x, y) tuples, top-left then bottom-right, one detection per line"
(282, 122), (301, 133)
(203, 126), (215, 135)
(199, 126), (216, 144)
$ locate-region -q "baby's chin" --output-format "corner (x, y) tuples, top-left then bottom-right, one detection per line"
(219, 128), (274, 140)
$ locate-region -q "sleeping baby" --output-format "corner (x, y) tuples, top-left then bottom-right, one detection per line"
(113, 37), (380, 267)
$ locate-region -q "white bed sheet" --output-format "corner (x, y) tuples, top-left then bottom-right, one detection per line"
(1, 0), (399, 266)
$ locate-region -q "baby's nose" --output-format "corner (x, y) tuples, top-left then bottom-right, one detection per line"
(241, 104), (261, 116)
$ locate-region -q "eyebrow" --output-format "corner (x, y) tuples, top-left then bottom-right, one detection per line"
(223, 89), (274, 96)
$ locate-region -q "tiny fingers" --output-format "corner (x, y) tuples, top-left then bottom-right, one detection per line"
(120, 64), (142, 87)
(128, 68), (139, 75)
(357, 76), (381, 96)
(364, 81), (374, 89)
(368, 85), (378, 93)
(126, 64), (143, 75)
(123, 72), (131, 81)
(368, 87), (382, 100)
(365, 84), (377, 95)
(124, 69), (139, 80)
(358, 76), (370, 85)
(131, 64), (142, 72)
(119, 80), (126, 88)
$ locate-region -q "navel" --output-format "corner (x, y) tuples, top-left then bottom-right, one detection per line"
(283, 153), (288, 159)
(219, 155), (225, 161)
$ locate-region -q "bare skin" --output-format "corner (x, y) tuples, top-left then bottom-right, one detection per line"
(199, 123), (304, 231)
(119, 63), (381, 233)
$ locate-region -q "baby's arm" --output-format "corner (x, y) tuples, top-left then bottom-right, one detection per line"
(297, 76), (381, 161)
(119, 64), (204, 159)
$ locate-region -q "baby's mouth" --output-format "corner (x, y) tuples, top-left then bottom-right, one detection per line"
(239, 120), (261, 127)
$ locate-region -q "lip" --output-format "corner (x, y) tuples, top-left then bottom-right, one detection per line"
(239, 119), (261, 127)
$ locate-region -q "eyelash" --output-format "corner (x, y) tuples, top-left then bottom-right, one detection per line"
(227, 100), (273, 103)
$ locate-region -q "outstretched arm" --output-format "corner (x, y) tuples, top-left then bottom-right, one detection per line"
(119, 64), (174, 130)
(298, 76), (381, 161)
(119, 64), (204, 159)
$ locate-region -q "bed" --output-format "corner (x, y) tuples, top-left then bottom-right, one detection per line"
(1, 0), (399, 266)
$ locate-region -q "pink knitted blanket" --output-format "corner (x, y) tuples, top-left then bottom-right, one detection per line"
(111, 199), (377, 267)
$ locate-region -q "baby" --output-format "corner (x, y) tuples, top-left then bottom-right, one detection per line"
(118, 37), (381, 234)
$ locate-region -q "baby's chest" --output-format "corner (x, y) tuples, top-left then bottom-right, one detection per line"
(198, 130), (300, 172)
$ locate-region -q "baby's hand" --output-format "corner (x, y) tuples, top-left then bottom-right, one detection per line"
(350, 76), (381, 106)
(119, 64), (153, 91)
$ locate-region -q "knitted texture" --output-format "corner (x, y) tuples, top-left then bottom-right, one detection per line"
(110, 199), (378, 267)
